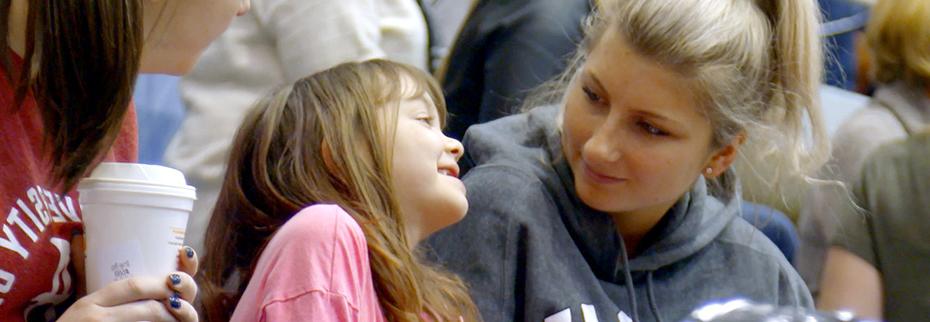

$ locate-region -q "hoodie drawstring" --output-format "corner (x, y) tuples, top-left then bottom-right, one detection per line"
(617, 237), (640, 322)
(618, 238), (665, 322)
(646, 272), (664, 322)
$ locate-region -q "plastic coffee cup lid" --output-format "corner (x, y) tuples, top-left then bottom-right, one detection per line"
(78, 162), (195, 198)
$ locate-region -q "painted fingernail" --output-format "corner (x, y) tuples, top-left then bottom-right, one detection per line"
(170, 274), (181, 285)
(185, 246), (194, 258)
(169, 292), (181, 309)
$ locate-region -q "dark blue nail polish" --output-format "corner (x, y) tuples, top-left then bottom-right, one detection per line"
(169, 293), (181, 309)
(185, 247), (194, 258)
(170, 274), (181, 285)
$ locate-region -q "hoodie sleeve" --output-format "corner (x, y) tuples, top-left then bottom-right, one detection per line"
(425, 164), (557, 321)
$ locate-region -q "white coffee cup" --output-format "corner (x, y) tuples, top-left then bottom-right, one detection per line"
(78, 162), (196, 292)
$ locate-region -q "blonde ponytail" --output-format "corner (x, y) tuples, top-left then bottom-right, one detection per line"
(736, 0), (829, 217)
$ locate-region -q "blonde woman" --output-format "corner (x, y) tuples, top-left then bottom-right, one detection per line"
(426, 0), (827, 320)
(200, 60), (479, 322)
(798, 0), (930, 297)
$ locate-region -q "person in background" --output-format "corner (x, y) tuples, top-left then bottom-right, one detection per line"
(438, 0), (593, 139)
(420, 0), (476, 72)
(201, 60), (478, 322)
(133, 74), (185, 165)
(0, 0), (249, 321)
(426, 0), (828, 320)
(819, 0), (870, 91)
(818, 129), (930, 321)
(164, 0), (430, 254)
(796, 0), (930, 295)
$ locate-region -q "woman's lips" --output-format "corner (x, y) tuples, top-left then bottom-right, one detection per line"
(582, 161), (625, 185)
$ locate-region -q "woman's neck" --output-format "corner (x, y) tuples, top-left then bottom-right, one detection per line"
(8, 0), (27, 56)
(609, 200), (676, 256)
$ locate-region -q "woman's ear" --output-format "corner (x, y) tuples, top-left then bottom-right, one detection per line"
(703, 133), (746, 178)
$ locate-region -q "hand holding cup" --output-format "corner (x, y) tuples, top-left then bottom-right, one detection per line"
(59, 246), (200, 322)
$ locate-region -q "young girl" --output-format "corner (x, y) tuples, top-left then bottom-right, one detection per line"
(427, 0), (826, 321)
(0, 0), (248, 321)
(201, 60), (479, 322)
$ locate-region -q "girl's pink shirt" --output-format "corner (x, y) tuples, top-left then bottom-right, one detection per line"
(230, 204), (387, 322)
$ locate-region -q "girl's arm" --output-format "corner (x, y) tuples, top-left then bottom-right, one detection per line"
(817, 153), (884, 320)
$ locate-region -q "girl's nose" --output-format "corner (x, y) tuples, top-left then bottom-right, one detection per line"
(445, 136), (465, 161)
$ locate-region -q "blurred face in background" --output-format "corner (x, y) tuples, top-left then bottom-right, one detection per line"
(140, 0), (251, 74)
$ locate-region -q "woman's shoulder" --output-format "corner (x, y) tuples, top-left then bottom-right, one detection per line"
(865, 131), (930, 168)
(675, 212), (812, 306)
(833, 98), (908, 149)
(462, 162), (565, 219)
(463, 105), (560, 166)
(464, 162), (546, 188)
(829, 102), (908, 177)
(713, 215), (796, 270)
(857, 132), (930, 205)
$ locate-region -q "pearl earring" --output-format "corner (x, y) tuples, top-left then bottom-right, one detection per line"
(704, 167), (713, 175)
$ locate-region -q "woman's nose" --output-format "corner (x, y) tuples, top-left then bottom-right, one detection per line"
(583, 123), (622, 164)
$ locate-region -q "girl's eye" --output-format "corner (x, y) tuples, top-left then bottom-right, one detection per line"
(416, 115), (434, 125)
(638, 121), (669, 137)
(582, 85), (603, 104)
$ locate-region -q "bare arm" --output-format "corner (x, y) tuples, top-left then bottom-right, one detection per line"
(817, 246), (882, 320)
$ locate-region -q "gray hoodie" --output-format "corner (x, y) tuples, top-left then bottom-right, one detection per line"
(425, 105), (813, 322)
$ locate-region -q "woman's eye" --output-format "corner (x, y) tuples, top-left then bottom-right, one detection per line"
(582, 85), (602, 104)
(638, 121), (669, 137)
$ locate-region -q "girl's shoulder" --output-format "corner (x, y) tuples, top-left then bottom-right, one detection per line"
(270, 204), (367, 253)
(241, 204), (378, 318)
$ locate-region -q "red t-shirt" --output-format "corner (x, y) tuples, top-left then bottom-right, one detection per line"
(0, 55), (137, 321)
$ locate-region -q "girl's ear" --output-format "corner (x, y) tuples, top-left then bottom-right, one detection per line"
(703, 133), (746, 178)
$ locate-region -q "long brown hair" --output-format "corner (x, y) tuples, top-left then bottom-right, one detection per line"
(0, 0), (143, 192)
(201, 60), (479, 322)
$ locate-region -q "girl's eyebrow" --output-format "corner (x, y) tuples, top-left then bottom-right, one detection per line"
(411, 96), (436, 114)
